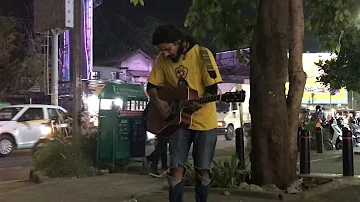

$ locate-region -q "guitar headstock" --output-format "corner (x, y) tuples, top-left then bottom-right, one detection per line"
(221, 90), (246, 103)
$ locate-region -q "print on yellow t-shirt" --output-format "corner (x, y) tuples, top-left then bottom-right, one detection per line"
(147, 44), (222, 131)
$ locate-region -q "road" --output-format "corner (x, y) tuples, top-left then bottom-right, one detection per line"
(0, 135), (236, 183)
(303, 148), (360, 175)
(0, 150), (33, 183)
(2, 136), (360, 183)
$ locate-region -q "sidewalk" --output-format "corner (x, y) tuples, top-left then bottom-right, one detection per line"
(0, 174), (164, 202)
(0, 173), (283, 202)
(2, 173), (360, 202)
(0, 173), (278, 202)
(135, 191), (278, 202)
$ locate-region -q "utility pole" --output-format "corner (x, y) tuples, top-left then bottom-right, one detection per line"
(51, 29), (64, 106)
(33, 0), (73, 105)
(70, 0), (83, 146)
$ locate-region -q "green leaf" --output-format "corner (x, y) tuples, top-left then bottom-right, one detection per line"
(344, 9), (351, 16)
(339, 13), (344, 22)
(335, 44), (341, 53)
(185, 0), (256, 49)
(335, 0), (343, 8)
(129, 0), (144, 6)
(184, 19), (189, 27)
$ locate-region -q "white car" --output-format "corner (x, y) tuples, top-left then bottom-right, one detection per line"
(0, 104), (68, 157)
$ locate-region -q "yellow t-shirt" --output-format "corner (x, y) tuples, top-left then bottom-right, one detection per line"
(147, 44), (223, 131)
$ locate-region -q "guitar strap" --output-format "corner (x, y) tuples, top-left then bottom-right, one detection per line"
(200, 47), (217, 79)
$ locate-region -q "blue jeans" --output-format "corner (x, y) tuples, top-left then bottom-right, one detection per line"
(167, 128), (217, 202)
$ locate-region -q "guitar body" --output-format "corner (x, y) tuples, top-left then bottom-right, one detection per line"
(146, 86), (199, 137)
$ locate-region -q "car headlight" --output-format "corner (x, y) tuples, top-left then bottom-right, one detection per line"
(40, 125), (52, 136)
(217, 121), (225, 127)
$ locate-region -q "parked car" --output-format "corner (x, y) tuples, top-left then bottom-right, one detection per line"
(0, 104), (68, 157)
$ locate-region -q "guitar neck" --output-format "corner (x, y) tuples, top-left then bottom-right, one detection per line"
(195, 94), (222, 104)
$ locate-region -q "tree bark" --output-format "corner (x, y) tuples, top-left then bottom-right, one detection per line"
(250, 0), (305, 189)
(287, 0), (307, 186)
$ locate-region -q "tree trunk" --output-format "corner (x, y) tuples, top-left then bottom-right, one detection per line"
(287, 0), (307, 186)
(249, 0), (306, 189)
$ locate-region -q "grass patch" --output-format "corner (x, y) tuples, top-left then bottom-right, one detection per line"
(34, 134), (97, 178)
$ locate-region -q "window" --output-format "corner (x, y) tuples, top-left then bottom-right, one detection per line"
(19, 108), (44, 121)
(56, 109), (68, 119)
(92, 71), (100, 80)
(119, 70), (127, 80)
(48, 108), (58, 119)
(111, 72), (120, 80)
(216, 101), (230, 112)
(0, 107), (23, 121)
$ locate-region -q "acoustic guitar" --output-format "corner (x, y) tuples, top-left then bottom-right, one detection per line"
(146, 85), (246, 137)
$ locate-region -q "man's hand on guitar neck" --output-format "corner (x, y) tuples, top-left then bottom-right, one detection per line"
(189, 92), (212, 111)
(190, 101), (203, 111)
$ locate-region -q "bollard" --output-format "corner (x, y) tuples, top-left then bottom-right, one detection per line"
(235, 128), (245, 169)
(297, 126), (303, 151)
(342, 127), (354, 176)
(300, 129), (310, 174)
(315, 127), (323, 153)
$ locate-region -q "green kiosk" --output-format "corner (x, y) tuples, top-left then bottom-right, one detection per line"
(96, 82), (148, 172)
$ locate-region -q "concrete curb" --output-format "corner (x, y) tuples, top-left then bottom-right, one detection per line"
(0, 179), (28, 185)
(299, 173), (360, 179)
(184, 186), (283, 200)
(0, 165), (32, 172)
(163, 177), (351, 201)
(162, 184), (282, 200)
(282, 180), (343, 201)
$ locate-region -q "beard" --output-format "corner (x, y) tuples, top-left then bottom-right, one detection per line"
(169, 46), (184, 63)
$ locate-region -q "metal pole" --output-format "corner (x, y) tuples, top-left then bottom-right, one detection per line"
(236, 84), (244, 128)
(297, 126), (303, 151)
(235, 128), (245, 169)
(342, 127), (354, 176)
(315, 127), (323, 153)
(51, 29), (60, 106)
(300, 129), (310, 174)
(71, 0), (83, 146)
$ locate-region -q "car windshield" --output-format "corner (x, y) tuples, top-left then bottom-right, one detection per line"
(0, 107), (23, 121)
(216, 101), (229, 112)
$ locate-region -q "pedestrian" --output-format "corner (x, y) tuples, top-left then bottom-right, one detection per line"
(146, 24), (222, 202)
(146, 136), (169, 177)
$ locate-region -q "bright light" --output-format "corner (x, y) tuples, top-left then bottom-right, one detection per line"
(217, 121), (225, 127)
(114, 98), (123, 106)
(60, 123), (68, 128)
(147, 132), (156, 141)
(86, 94), (99, 114)
(40, 125), (52, 136)
(87, 94), (99, 106)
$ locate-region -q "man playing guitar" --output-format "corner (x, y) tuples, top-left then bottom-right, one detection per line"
(147, 24), (222, 202)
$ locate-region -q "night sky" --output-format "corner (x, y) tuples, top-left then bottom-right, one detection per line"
(0, 0), (320, 59)
(0, 0), (192, 23)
